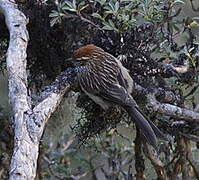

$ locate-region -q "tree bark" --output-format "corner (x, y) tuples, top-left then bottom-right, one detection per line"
(0, 1), (75, 179)
(133, 83), (199, 123)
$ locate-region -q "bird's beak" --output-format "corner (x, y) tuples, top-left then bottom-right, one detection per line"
(64, 58), (83, 66)
(65, 58), (76, 63)
(64, 58), (77, 67)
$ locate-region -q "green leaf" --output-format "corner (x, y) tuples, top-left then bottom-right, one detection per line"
(62, 5), (71, 10)
(49, 10), (59, 18)
(62, 6), (77, 12)
(78, 1), (85, 9)
(128, 18), (136, 25)
(108, 1), (115, 12)
(108, 19), (115, 28)
(92, 13), (104, 20)
(189, 47), (195, 53)
(125, 2), (134, 9)
(62, 0), (77, 12)
(125, 15), (130, 22)
(102, 24), (114, 31)
(96, 0), (106, 5)
(72, 0), (77, 9)
(115, 1), (119, 12)
(60, 1), (66, 9)
(64, 0), (74, 9)
(50, 16), (61, 27)
(102, 22), (114, 30)
(104, 5), (112, 11)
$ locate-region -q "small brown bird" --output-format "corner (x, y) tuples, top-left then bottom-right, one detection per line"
(71, 44), (166, 149)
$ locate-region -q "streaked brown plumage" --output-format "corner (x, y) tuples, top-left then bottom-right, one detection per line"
(72, 44), (166, 149)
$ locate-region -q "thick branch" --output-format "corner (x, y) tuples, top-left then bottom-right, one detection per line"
(146, 94), (199, 123)
(27, 69), (77, 143)
(132, 84), (199, 122)
(133, 83), (181, 104)
(0, 1), (76, 179)
(0, 1), (32, 179)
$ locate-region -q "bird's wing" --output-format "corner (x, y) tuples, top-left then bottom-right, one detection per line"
(78, 60), (135, 107)
(97, 62), (135, 107)
(97, 82), (135, 107)
(117, 69), (129, 90)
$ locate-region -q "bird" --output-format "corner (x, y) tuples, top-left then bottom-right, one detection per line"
(70, 44), (166, 149)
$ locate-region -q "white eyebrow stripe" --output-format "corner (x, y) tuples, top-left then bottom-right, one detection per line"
(81, 56), (90, 60)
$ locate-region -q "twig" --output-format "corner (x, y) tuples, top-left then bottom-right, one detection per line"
(134, 129), (145, 179)
(180, 133), (199, 142)
(190, 0), (199, 12)
(143, 142), (168, 180)
(185, 139), (199, 179)
(63, 12), (103, 31)
(62, 135), (76, 151)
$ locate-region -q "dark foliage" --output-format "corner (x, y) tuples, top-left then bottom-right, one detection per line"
(72, 93), (129, 144)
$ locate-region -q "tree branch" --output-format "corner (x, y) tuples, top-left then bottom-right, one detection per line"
(143, 142), (168, 180)
(27, 69), (77, 143)
(146, 94), (199, 123)
(0, 1), (76, 179)
(0, 1), (32, 179)
(132, 83), (199, 122)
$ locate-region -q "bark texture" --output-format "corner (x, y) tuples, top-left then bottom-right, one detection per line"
(0, 1), (74, 179)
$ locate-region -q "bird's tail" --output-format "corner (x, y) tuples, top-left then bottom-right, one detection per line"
(125, 106), (167, 149)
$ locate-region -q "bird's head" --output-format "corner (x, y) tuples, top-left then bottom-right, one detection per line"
(65, 44), (104, 66)
(73, 44), (97, 60)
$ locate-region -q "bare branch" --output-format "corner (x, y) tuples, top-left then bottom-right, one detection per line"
(143, 143), (168, 180)
(0, 1), (34, 179)
(134, 129), (145, 179)
(132, 83), (199, 122)
(1, 1), (198, 179)
(190, 0), (199, 12)
(146, 94), (199, 123)
(0, 1), (76, 179)
(195, 103), (199, 112)
(27, 69), (77, 143)
(180, 133), (199, 142)
(133, 83), (181, 104)
(186, 139), (199, 178)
